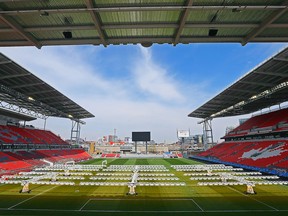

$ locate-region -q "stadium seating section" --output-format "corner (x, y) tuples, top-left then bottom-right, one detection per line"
(0, 125), (68, 145)
(194, 109), (288, 177)
(224, 108), (288, 138)
(0, 125), (92, 176)
(0, 149), (92, 175)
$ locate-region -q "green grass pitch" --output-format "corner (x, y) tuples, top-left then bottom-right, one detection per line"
(0, 158), (287, 216)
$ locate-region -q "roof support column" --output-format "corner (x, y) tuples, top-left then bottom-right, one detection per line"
(202, 119), (214, 150)
(70, 120), (81, 146)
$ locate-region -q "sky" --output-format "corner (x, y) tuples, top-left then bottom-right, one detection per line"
(0, 42), (287, 143)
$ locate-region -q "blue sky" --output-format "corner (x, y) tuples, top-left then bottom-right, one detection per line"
(0, 43), (287, 143)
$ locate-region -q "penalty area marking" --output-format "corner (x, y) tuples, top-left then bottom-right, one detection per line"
(79, 198), (204, 212)
(190, 198), (204, 211)
(227, 186), (279, 211)
(79, 198), (92, 211)
(8, 186), (58, 210)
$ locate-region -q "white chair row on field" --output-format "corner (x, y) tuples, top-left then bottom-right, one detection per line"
(79, 182), (186, 186)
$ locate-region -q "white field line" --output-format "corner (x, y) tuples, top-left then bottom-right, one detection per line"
(227, 186), (279, 211)
(87, 198), (198, 201)
(1, 208), (287, 213)
(190, 198), (204, 211)
(83, 198), (204, 212)
(8, 186), (58, 209)
(79, 198), (92, 211)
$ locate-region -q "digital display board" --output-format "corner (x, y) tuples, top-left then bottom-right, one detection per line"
(132, 132), (151, 142)
(177, 130), (190, 138)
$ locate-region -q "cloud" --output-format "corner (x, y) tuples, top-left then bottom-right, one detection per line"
(131, 46), (185, 102)
(0, 46), (195, 142)
(1, 44), (280, 143)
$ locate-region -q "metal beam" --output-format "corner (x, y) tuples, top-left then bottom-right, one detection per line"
(0, 5), (285, 16)
(85, 0), (107, 46)
(41, 95), (65, 100)
(174, 0), (193, 45)
(0, 60), (12, 65)
(0, 84), (70, 119)
(0, 14), (41, 48)
(11, 82), (44, 89)
(103, 23), (178, 29)
(0, 73), (30, 80)
(242, 1), (288, 45)
(27, 89), (56, 95)
(273, 57), (288, 62)
(24, 25), (95, 32)
(0, 23), (287, 34)
(255, 71), (288, 77)
(0, 35), (287, 47)
(47, 101), (70, 105)
(229, 88), (259, 93)
(39, 36), (243, 46)
(215, 95), (247, 100)
(240, 80), (275, 87)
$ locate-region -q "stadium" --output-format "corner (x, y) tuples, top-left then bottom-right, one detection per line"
(0, 1), (288, 216)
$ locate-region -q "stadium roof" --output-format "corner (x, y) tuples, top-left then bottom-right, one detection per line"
(0, 107), (36, 121)
(0, 53), (94, 120)
(188, 47), (288, 119)
(0, 0), (287, 47)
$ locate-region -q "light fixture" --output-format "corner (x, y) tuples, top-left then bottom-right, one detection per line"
(209, 29), (218, 37)
(28, 96), (34, 101)
(68, 114), (73, 118)
(232, 8), (242, 13)
(63, 31), (72, 39)
(40, 11), (49, 16)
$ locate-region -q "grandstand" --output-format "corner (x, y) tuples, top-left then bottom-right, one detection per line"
(189, 47), (288, 177)
(0, 53), (93, 175)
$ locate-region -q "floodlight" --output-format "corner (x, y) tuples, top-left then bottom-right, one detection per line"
(28, 96), (35, 101)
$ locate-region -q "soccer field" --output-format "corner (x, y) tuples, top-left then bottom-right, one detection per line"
(0, 158), (287, 216)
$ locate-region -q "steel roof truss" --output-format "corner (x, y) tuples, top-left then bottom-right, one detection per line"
(255, 71), (288, 77)
(239, 81), (275, 87)
(242, 1), (288, 45)
(85, 0), (107, 46)
(228, 88), (258, 93)
(273, 57), (288, 62)
(11, 82), (44, 89)
(0, 73), (30, 80)
(0, 5), (286, 15)
(0, 14), (41, 48)
(0, 100), (46, 119)
(0, 60), (12, 65)
(27, 89), (55, 95)
(174, 0), (193, 45)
